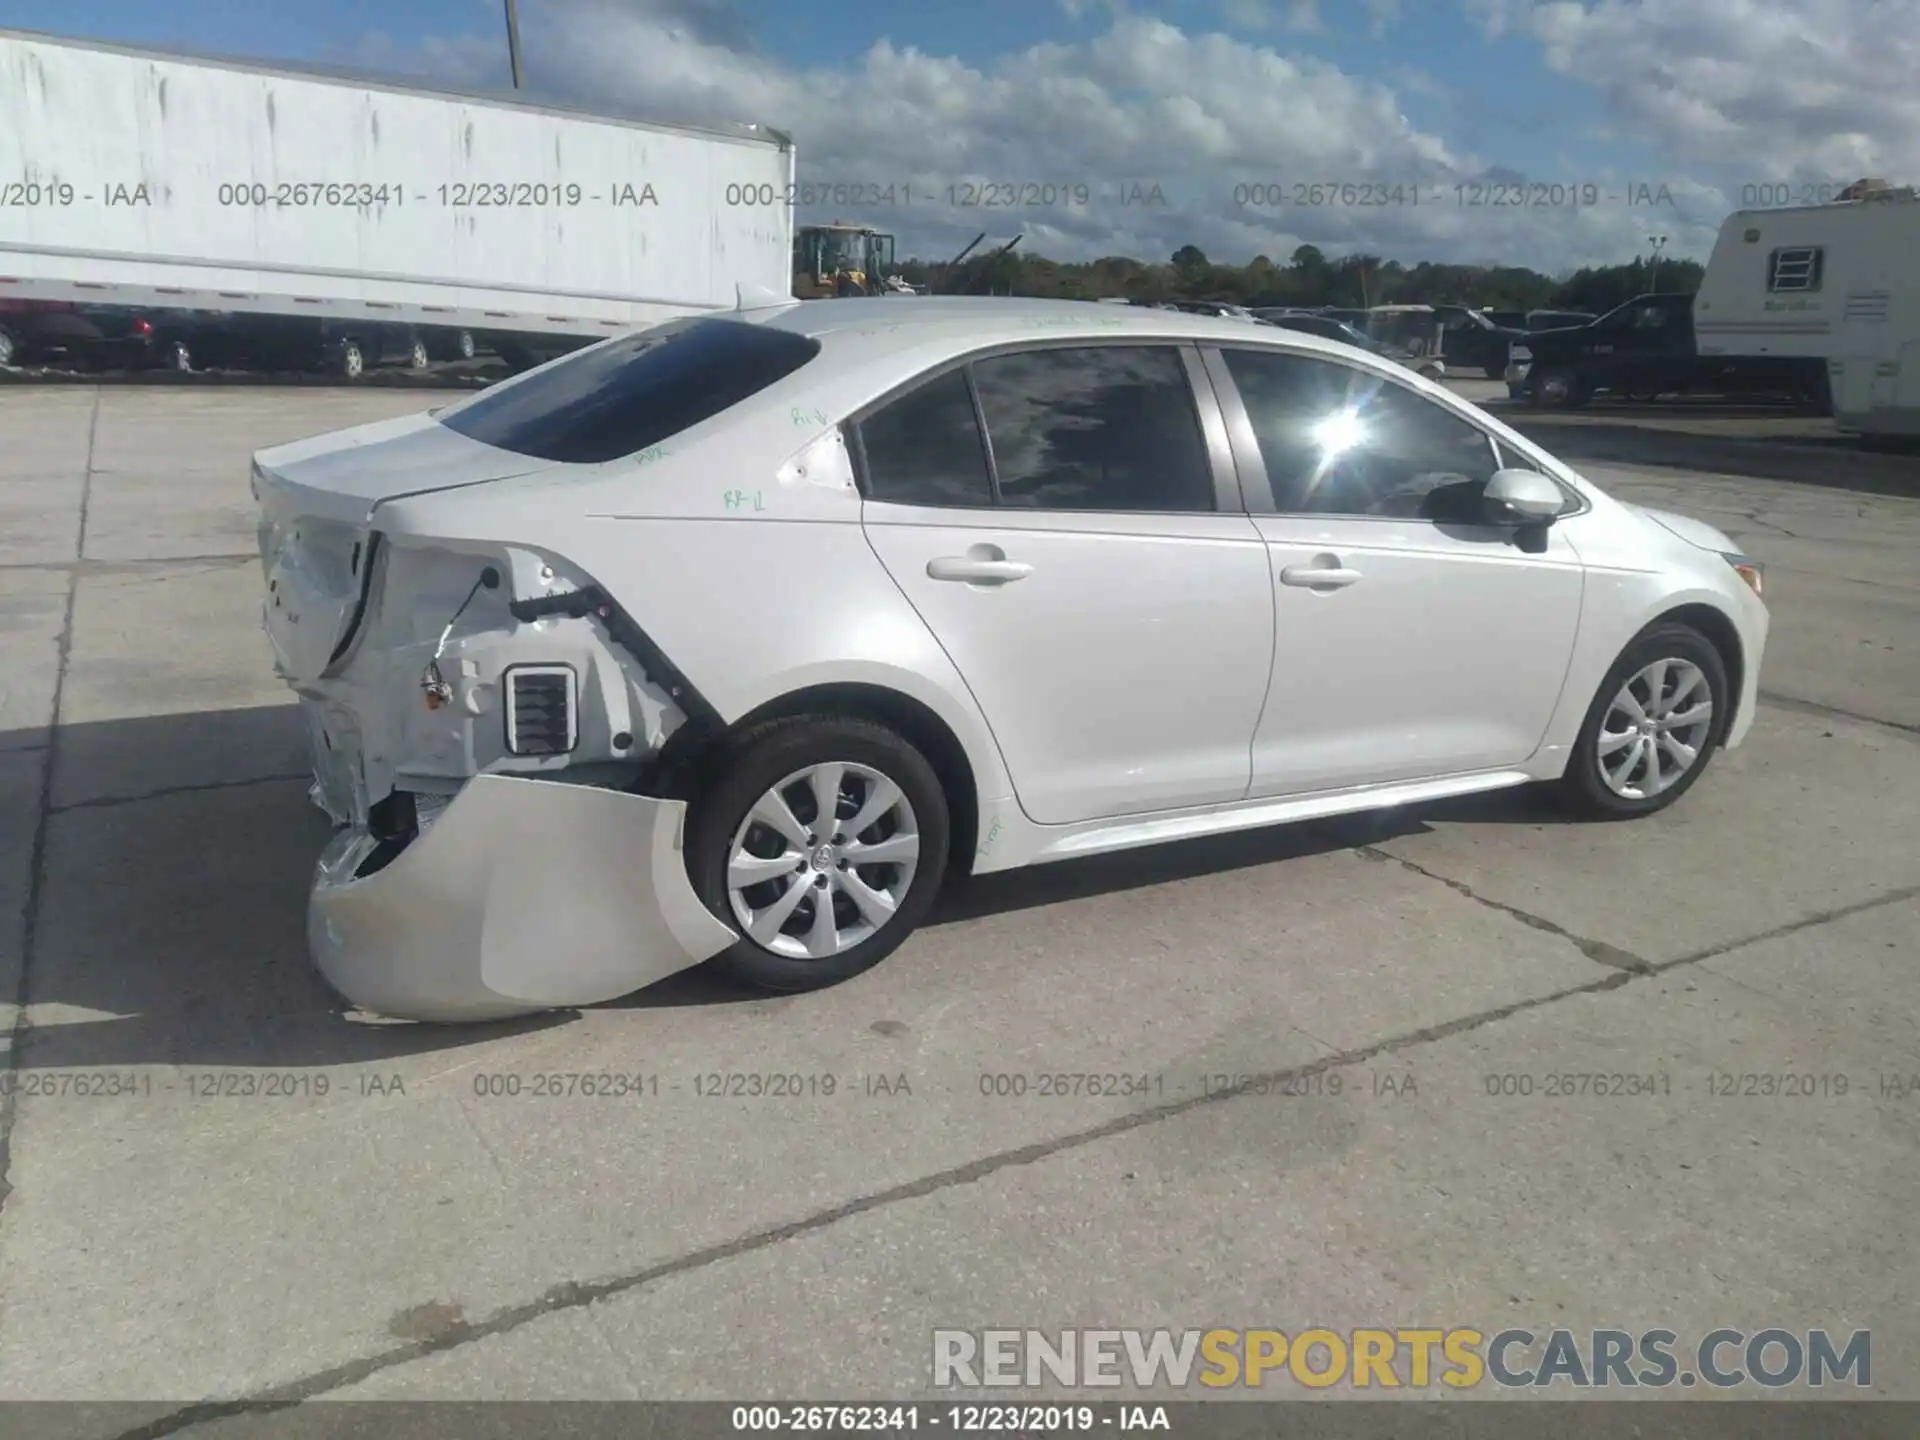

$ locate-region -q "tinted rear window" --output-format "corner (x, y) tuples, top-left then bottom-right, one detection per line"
(437, 319), (822, 463)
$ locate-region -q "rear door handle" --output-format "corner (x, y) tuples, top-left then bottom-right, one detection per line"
(927, 557), (1033, 584)
(1279, 560), (1363, 589)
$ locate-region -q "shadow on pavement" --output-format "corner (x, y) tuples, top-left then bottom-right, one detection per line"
(7, 701), (1575, 1066)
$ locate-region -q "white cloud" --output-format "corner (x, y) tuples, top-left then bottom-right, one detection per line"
(1361, 0), (1403, 37)
(1470, 0), (1920, 185)
(331, 0), (1915, 274)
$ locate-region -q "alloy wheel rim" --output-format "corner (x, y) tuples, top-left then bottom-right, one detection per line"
(1597, 658), (1713, 800)
(344, 348), (363, 377)
(726, 761), (920, 960)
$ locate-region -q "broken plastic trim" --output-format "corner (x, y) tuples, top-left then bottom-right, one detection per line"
(507, 586), (720, 728)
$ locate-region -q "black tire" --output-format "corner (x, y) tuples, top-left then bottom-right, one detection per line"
(0, 327), (17, 367)
(1557, 622), (1730, 819)
(409, 338), (430, 370)
(340, 341), (365, 380)
(687, 715), (951, 992)
(456, 329), (477, 361)
(1483, 362), (1505, 380)
(1530, 367), (1587, 410)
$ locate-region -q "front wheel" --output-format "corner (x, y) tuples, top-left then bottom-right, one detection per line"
(687, 716), (951, 991)
(1558, 622), (1729, 819)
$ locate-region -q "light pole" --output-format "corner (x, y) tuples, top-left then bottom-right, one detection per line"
(504, 0), (525, 89)
(1648, 234), (1668, 289)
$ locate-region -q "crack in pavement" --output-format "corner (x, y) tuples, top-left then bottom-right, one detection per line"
(0, 386), (98, 1214)
(108, 877), (1920, 1438)
(49, 771), (311, 815)
(1759, 691), (1920, 739)
(1358, 845), (1653, 972)
(0, 552), (260, 575)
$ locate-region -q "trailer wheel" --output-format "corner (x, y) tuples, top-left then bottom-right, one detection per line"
(340, 341), (366, 380)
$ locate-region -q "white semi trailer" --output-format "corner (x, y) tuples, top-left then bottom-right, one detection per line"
(0, 27), (795, 370)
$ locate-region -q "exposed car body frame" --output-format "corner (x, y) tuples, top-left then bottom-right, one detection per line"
(254, 297), (1767, 1021)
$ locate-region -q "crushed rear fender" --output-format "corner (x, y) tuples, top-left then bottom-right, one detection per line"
(309, 775), (738, 1022)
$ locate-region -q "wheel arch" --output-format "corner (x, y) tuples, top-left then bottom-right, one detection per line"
(1646, 601), (1745, 742)
(650, 681), (987, 870)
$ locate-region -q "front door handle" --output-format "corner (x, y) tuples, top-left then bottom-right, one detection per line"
(1280, 557), (1363, 589)
(927, 556), (1032, 585)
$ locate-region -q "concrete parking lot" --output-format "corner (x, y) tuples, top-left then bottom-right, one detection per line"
(0, 381), (1916, 1420)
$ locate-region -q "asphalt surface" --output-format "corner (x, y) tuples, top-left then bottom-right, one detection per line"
(0, 380), (1915, 1422)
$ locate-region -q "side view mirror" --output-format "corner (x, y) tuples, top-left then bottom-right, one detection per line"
(1482, 468), (1565, 525)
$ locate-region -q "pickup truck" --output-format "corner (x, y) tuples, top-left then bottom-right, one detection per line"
(1506, 292), (1829, 409)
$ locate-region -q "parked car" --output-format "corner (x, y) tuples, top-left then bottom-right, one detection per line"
(0, 299), (97, 367)
(254, 296), (1768, 1022)
(425, 326), (482, 364)
(1528, 310), (1598, 331)
(488, 330), (599, 373)
(1317, 307), (1372, 329)
(1163, 300), (1261, 322)
(1260, 313), (1446, 377)
(212, 314), (434, 379)
(68, 306), (250, 372)
(1507, 294), (1825, 408)
(1434, 308), (1528, 379)
(1503, 311), (1604, 397)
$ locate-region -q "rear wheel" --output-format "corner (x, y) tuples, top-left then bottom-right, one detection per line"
(455, 329), (477, 361)
(409, 338), (430, 370)
(687, 716), (951, 991)
(1558, 623), (1729, 819)
(168, 340), (193, 372)
(0, 327), (17, 367)
(340, 341), (365, 380)
(1530, 367), (1588, 409)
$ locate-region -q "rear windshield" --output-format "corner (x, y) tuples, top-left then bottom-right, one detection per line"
(437, 318), (822, 464)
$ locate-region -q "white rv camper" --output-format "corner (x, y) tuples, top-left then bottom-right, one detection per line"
(1695, 190), (1920, 437)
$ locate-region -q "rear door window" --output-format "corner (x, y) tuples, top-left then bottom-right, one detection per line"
(970, 346), (1214, 512)
(438, 318), (822, 464)
(856, 368), (995, 507)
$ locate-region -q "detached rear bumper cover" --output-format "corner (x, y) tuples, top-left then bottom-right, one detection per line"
(310, 775), (738, 1022)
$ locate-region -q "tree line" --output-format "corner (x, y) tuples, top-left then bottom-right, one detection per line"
(897, 242), (1706, 313)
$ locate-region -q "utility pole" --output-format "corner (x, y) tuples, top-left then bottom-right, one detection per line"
(1648, 234), (1668, 289)
(504, 0), (525, 89)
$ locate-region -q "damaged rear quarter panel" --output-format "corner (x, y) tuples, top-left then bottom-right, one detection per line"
(372, 425), (1018, 806)
(307, 534), (683, 812)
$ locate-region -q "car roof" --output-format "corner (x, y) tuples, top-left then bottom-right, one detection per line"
(734, 295), (1379, 364)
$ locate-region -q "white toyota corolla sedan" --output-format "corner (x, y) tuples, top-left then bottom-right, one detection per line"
(253, 295), (1768, 1021)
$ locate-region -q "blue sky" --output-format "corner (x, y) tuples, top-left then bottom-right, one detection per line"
(5, 0), (1909, 270)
